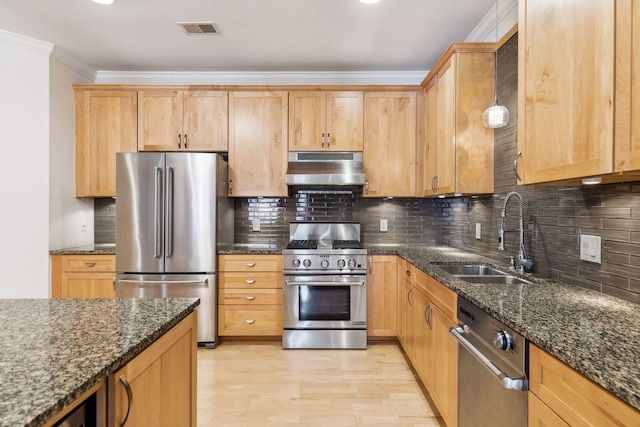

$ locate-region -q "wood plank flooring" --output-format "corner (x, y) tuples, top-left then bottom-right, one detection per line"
(197, 342), (445, 426)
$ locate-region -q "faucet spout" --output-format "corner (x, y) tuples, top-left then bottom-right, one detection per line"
(497, 191), (533, 273)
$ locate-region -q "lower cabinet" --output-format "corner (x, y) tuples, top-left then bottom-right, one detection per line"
(110, 311), (197, 427)
(218, 255), (283, 336)
(396, 257), (458, 427)
(528, 344), (640, 426)
(51, 254), (116, 298)
(367, 255), (398, 337)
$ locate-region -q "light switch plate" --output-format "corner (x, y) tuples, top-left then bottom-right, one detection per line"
(380, 219), (388, 232)
(252, 218), (261, 232)
(580, 234), (601, 264)
(475, 223), (482, 240)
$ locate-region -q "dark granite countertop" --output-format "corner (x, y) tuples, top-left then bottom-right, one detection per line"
(0, 298), (199, 427)
(49, 243), (116, 255)
(366, 244), (640, 412)
(217, 243), (283, 255)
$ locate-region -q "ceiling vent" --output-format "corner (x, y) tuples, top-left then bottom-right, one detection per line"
(178, 22), (220, 35)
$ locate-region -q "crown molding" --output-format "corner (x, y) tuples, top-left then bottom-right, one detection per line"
(94, 70), (429, 85)
(51, 46), (97, 82)
(0, 30), (53, 56)
(465, 0), (518, 43)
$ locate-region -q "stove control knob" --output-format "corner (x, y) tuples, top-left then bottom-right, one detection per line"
(303, 259), (312, 268)
(493, 331), (513, 351)
(348, 259), (357, 268)
(320, 259), (329, 268)
(292, 259), (301, 268)
(337, 259), (346, 269)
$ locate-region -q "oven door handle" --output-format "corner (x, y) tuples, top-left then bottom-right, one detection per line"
(284, 280), (365, 287)
(450, 325), (528, 391)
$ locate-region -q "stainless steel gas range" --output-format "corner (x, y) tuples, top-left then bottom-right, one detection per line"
(282, 222), (367, 349)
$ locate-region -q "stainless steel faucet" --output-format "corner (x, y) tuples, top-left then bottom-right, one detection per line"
(497, 191), (533, 273)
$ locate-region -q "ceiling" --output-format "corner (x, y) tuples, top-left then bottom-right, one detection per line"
(0, 0), (495, 74)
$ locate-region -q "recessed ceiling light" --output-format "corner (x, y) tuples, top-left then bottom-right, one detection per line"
(360, 0), (381, 4)
(92, 0), (114, 4)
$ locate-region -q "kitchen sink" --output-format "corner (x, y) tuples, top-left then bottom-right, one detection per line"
(438, 264), (507, 276)
(458, 275), (533, 285)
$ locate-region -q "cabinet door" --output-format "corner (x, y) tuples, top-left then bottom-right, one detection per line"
(326, 91), (363, 151)
(288, 91), (326, 151)
(61, 272), (116, 298)
(435, 59), (456, 194)
(403, 280), (415, 359)
(396, 259), (409, 347)
(184, 91), (228, 151)
(138, 90), (183, 151)
(228, 91), (288, 197)
(420, 78), (439, 196)
(75, 90), (137, 197)
(528, 393), (569, 427)
(430, 305), (458, 427)
(363, 92), (417, 197)
(518, 0), (615, 183)
(113, 312), (196, 427)
(366, 255), (397, 337)
(411, 289), (432, 390)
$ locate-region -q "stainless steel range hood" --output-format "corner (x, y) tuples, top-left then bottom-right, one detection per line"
(285, 152), (366, 186)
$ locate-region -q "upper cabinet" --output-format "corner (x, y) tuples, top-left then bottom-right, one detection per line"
(363, 91), (417, 197)
(138, 90), (228, 152)
(75, 89), (137, 197)
(419, 44), (495, 197)
(289, 91), (363, 151)
(228, 91), (288, 197)
(518, 0), (640, 184)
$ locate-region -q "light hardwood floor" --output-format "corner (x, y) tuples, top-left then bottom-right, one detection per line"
(197, 342), (445, 426)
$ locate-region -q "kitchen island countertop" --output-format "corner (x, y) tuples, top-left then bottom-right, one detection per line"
(0, 297), (199, 426)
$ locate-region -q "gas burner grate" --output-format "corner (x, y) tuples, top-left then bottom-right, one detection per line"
(286, 240), (318, 250)
(332, 240), (363, 250)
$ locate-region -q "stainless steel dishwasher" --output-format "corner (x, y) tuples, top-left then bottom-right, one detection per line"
(450, 297), (528, 427)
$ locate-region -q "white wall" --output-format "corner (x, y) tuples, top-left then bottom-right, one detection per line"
(49, 51), (94, 251)
(0, 31), (53, 298)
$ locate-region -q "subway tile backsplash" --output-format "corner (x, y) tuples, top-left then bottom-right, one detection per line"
(95, 34), (640, 304)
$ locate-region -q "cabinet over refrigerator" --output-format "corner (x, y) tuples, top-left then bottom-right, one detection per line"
(114, 152), (233, 347)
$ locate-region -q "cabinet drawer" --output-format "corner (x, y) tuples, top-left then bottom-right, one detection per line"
(219, 289), (282, 305)
(218, 305), (282, 336)
(529, 344), (640, 426)
(414, 269), (456, 321)
(62, 255), (115, 272)
(219, 272), (281, 289)
(219, 255), (282, 272)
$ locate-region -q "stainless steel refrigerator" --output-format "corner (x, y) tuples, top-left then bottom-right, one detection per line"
(114, 152), (233, 348)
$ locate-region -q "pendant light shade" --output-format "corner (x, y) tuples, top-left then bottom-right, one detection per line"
(483, 0), (509, 129)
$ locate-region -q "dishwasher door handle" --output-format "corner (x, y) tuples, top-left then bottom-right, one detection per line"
(450, 325), (528, 391)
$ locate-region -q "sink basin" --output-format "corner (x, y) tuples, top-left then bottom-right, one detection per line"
(438, 264), (506, 276)
(459, 275), (533, 285)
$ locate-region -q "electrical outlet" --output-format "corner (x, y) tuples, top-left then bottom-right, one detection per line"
(580, 234), (601, 264)
(380, 219), (388, 232)
(475, 223), (482, 240)
(252, 218), (261, 232)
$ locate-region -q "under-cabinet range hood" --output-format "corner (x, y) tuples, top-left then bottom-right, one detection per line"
(285, 152), (366, 186)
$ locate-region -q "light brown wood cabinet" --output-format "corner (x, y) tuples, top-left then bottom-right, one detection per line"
(528, 344), (640, 427)
(51, 254), (116, 298)
(517, 0), (640, 185)
(228, 91), (288, 197)
(111, 311), (197, 427)
(366, 255), (397, 337)
(288, 91), (363, 152)
(218, 255), (283, 336)
(138, 90), (228, 152)
(74, 89), (137, 197)
(419, 44), (495, 197)
(363, 92), (417, 197)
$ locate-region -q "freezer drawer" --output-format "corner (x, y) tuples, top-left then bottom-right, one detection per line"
(115, 273), (217, 346)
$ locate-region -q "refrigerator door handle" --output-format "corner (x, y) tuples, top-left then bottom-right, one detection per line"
(166, 166), (174, 258)
(117, 278), (210, 286)
(154, 166), (163, 259)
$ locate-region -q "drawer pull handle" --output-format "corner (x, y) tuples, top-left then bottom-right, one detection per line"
(245, 319), (255, 324)
(245, 279), (256, 284)
(119, 375), (133, 426)
(246, 262), (256, 267)
(245, 296), (256, 300)
(85, 262), (96, 267)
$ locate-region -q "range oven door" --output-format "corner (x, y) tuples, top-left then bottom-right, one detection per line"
(283, 274), (366, 330)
